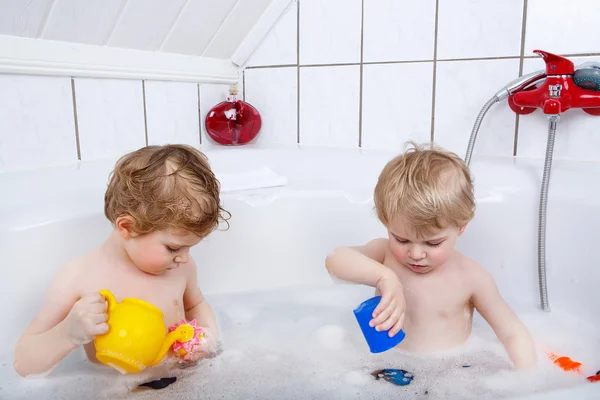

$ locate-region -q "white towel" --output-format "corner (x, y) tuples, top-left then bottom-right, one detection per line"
(217, 167), (288, 192)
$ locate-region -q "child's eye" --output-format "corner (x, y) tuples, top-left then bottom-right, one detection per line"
(166, 246), (179, 253)
(394, 237), (408, 244)
(427, 241), (444, 248)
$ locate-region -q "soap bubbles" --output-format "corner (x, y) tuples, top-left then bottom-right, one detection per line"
(2, 285), (598, 399)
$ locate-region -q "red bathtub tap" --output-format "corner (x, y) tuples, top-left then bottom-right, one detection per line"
(509, 50), (600, 116)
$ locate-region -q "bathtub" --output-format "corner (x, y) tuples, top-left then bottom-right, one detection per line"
(0, 145), (599, 399)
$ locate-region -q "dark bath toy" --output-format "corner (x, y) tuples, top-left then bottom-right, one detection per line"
(371, 368), (414, 386)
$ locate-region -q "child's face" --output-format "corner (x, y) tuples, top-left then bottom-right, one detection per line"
(387, 219), (466, 274)
(124, 228), (202, 275)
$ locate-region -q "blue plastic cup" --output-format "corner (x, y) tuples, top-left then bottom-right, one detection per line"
(353, 296), (406, 353)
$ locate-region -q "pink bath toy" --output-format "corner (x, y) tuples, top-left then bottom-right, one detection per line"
(169, 319), (207, 362)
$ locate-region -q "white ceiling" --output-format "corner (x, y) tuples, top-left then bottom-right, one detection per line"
(0, 0), (274, 59)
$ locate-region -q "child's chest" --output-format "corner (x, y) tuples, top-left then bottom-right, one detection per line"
(80, 267), (188, 327)
(393, 265), (473, 318)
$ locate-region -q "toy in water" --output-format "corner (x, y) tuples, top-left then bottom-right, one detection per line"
(587, 371), (600, 383)
(353, 296), (406, 353)
(547, 352), (600, 383)
(547, 353), (582, 372)
(371, 369), (414, 386)
(94, 289), (196, 374)
(138, 377), (177, 390)
(169, 318), (207, 363)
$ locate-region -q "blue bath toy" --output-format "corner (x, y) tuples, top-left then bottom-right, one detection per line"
(371, 369), (414, 386)
(353, 296), (405, 353)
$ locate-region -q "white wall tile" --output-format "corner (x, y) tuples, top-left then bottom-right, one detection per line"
(299, 65), (360, 147)
(199, 83), (232, 147)
(247, 2), (297, 67)
(144, 81), (200, 148)
(245, 67), (298, 145)
(434, 59), (520, 157)
(362, 63), (433, 150)
(0, 75), (77, 171)
(525, 0), (600, 56)
(299, 0), (362, 65)
(437, 0), (523, 59)
(363, 0), (436, 63)
(74, 78), (146, 160)
(516, 57), (600, 161)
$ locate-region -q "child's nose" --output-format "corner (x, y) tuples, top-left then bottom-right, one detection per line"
(174, 249), (189, 263)
(409, 246), (426, 260)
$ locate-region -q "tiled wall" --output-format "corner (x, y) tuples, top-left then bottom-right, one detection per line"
(0, 75), (235, 172)
(3, 0), (600, 173)
(244, 0), (600, 161)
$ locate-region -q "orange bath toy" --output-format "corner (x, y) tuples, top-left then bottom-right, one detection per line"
(547, 353), (582, 372)
(547, 352), (599, 383)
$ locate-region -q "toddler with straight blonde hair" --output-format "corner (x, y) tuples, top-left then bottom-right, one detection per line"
(326, 142), (537, 369)
(14, 144), (230, 382)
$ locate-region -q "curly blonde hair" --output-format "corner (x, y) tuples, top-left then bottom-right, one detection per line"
(104, 144), (230, 237)
(374, 142), (475, 236)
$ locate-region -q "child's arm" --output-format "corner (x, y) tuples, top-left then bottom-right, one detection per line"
(14, 264), (109, 376)
(471, 265), (537, 370)
(183, 258), (219, 339)
(325, 239), (405, 337)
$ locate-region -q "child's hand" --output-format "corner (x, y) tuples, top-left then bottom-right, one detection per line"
(370, 274), (406, 337)
(63, 293), (109, 345)
(177, 328), (223, 368)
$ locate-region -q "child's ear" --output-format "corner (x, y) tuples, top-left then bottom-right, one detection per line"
(115, 216), (138, 239)
(458, 223), (468, 236)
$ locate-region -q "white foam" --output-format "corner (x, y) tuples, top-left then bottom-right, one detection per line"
(316, 325), (347, 351)
(2, 285), (599, 399)
(222, 304), (256, 324)
(343, 370), (370, 386)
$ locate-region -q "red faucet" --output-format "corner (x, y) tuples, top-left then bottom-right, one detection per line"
(509, 50), (600, 116)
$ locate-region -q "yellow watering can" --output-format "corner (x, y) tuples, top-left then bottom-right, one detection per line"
(94, 289), (195, 374)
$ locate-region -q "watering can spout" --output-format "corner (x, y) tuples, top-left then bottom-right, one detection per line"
(151, 324), (196, 366)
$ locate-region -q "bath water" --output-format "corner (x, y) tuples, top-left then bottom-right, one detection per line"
(1, 284), (599, 399)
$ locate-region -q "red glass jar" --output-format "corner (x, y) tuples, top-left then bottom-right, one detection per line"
(205, 85), (262, 145)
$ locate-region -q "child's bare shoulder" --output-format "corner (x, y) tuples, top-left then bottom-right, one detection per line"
(454, 251), (498, 291)
(353, 238), (389, 263)
(53, 248), (104, 290)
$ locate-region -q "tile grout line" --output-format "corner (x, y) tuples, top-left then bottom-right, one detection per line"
(358, 0), (365, 147)
(296, 0), (301, 144)
(430, 0), (440, 143)
(142, 80), (149, 146)
(245, 57), (526, 70)
(197, 83), (202, 145)
(70, 78), (81, 160)
(514, 0), (529, 157)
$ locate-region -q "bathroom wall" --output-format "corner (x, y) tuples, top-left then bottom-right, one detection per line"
(0, 75), (238, 172)
(244, 0), (600, 161)
(2, 0), (600, 173)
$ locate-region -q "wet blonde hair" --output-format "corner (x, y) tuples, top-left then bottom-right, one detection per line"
(374, 142), (475, 236)
(104, 144), (230, 237)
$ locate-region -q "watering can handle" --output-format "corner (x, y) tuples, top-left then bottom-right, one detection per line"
(99, 289), (116, 313)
